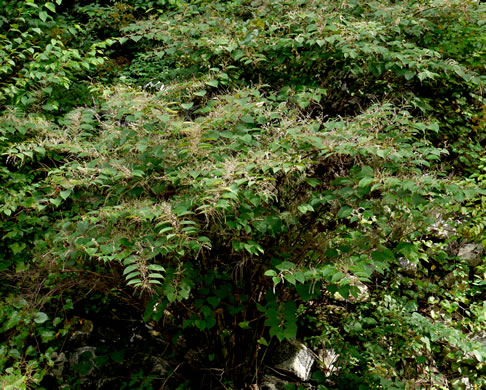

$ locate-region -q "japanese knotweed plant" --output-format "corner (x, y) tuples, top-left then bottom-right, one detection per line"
(4, 81), (481, 386)
(1, 0), (485, 388)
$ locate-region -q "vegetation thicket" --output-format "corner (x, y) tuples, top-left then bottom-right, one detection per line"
(0, 0), (485, 388)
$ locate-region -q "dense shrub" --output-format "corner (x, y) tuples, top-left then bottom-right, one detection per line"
(1, 0), (485, 388)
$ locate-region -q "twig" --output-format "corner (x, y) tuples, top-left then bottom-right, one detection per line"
(160, 362), (183, 389)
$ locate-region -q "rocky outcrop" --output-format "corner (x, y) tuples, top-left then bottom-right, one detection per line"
(269, 340), (315, 381)
(457, 243), (484, 267)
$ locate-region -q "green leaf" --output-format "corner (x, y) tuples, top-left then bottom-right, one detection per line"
(11, 243), (26, 256)
(148, 273), (164, 279)
(276, 261), (295, 271)
(50, 198), (62, 207)
(284, 273), (296, 285)
(39, 11), (48, 22)
(100, 244), (113, 254)
(306, 178), (321, 187)
(428, 122), (439, 133)
(123, 264), (139, 275)
(240, 115), (254, 124)
(239, 321), (251, 329)
(331, 272), (345, 283)
(147, 264), (165, 272)
(111, 350), (125, 364)
(34, 312), (48, 324)
(337, 206), (353, 218)
(16, 261), (28, 273)
(44, 2), (56, 12)
(294, 272), (305, 284)
(358, 177), (373, 187)
(159, 226), (174, 234)
(404, 70), (415, 81)
(297, 204), (308, 214)
(337, 285), (350, 299)
(85, 248), (98, 256)
(205, 80), (219, 88)
(257, 337), (269, 346)
(297, 204), (314, 214)
(207, 296), (219, 308)
(60, 189), (72, 200)
(181, 102), (194, 110)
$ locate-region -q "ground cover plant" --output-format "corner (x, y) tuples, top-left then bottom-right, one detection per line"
(0, 0), (485, 388)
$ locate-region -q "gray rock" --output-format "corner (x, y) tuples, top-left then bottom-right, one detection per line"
(50, 352), (66, 380)
(333, 275), (369, 302)
(442, 271), (461, 287)
(69, 346), (98, 382)
(458, 243), (484, 267)
(451, 377), (473, 390)
(66, 316), (94, 343)
(469, 332), (486, 362)
(260, 375), (291, 390)
(429, 214), (457, 239)
(150, 356), (170, 376)
(471, 331), (486, 347)
(270, 340), (314, 381)
(260, 373), (313, 390)
(97, 377), (123, 388)
(398, 257), (417, 276)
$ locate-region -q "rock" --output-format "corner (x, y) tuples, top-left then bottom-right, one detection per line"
(150, 356), (170, 376)
(351, 281), (369, 302)
(66, 316), (94, 344)
(97, 377), (122, 389)
(451, 377), (473, 390)
(467, 331), (486, 362)
(260, 374), (313, 390)
(184, 348), (201, 364)
(260, 375), (291, 390)
(429, 214), (457, 239)
(457, 243), (484, 267)
(333, 275), (369, 302)
(398, 257), (417, 276)
(270, 340), (314, 381)
(471, 331), (486, 347)
(442, 271), (462, 287)
(69, 346), (98, 383)
(50, 352), (66, 380)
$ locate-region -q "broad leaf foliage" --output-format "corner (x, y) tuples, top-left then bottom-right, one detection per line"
(0, 0), (485, 388)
